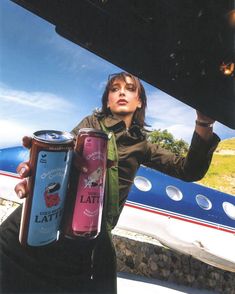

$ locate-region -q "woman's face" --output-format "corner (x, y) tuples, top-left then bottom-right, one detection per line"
(107, 76), (142, 117)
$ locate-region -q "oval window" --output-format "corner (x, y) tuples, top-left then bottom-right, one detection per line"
(134, 176), (152, 192)
(196, 194), (212, 210)
(223, 202), (235, 220)
(166, 185), (183, 201)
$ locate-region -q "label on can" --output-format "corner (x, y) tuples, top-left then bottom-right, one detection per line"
(72, 135), (107, 235)
(27, 149), (72, 246)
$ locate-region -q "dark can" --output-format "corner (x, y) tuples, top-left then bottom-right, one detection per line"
(19, 130), (74, 247)
(64, 128), (108, 239)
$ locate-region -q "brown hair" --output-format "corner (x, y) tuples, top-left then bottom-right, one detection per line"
(101, 72), (147, 127)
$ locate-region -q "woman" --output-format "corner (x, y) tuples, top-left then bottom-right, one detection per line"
(0, 72), (220, 293)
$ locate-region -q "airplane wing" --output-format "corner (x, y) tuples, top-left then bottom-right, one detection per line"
(11, 0), (235, 129)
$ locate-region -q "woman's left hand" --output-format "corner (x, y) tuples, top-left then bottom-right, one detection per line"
(195, 110), (215, 141)
(196, 111), (215, 124)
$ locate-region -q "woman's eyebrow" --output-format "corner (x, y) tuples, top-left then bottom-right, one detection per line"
(110, 82), (136, 88)
(111, 82), (121, 87)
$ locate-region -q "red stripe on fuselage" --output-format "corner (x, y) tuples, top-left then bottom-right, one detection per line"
(0, 171), (20, 179)
(125, 202), (235, 234)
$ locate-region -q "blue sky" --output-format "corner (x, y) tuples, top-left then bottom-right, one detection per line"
(0, 0), (234, 147)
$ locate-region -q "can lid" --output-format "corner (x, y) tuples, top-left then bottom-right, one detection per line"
(78, 128), (108, 139)
(33, 130), (74, 143)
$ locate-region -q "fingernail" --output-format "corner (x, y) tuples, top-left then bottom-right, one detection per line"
(18, 190), (23, 199)
(82, 167), (88, 173)
(19, 167), (26, 177)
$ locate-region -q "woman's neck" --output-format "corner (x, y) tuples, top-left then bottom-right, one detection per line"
(111, 113), (133, 128)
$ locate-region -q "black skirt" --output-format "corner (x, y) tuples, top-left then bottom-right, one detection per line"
(0, 206), (117, 294)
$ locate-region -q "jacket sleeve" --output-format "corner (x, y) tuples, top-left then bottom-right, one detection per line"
(143, 131), (220, 182)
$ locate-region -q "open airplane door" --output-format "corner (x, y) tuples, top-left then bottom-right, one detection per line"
(11, 0), (235, 129)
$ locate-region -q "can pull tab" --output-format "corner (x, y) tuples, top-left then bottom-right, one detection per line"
(50, 132), (60, 140)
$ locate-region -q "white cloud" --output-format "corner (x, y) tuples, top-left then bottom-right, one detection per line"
(0, 84), (81, 147)
(146, 90), (195, 142)
(0, 119), (35, 148)
(0, 85), (73, 111)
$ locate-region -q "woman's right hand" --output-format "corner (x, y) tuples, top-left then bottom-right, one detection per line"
(14, 136), (32, 199)
(14, 136), (89, 199)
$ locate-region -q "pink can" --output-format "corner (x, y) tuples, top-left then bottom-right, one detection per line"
(67, 128), (108, 239)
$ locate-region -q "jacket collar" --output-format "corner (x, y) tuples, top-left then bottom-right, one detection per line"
(102, 115), (146, 139)
(103, 115), (126, 133)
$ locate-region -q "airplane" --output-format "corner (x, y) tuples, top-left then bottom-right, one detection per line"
(0, 145), (234, 273)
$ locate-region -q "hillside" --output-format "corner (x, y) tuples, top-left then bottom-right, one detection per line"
(215, 137), (235, 152)
(198, 137), (235, 195)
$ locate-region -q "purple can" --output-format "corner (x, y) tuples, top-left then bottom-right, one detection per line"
(64, 128), (108, 239)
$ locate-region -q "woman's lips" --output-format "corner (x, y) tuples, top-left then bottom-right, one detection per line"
(117, 99), (128, 105)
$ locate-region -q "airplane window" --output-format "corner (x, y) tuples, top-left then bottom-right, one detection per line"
(196, 194), (212, 210)
(222, 202), (235, 220)
(166, 186), (183, 201)
(134, 176), (152, 192)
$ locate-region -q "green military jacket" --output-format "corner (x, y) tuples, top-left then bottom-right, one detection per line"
(72, 112), (220, 226)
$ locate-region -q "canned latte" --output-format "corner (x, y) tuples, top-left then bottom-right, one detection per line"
(19, 130), (74, 247)
(65, 128), (108, 239)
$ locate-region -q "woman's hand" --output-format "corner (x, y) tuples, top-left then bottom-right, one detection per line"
(195, 111), (215, 141)
(14, 136), (32, 199)
(196, 111), (215, 124)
